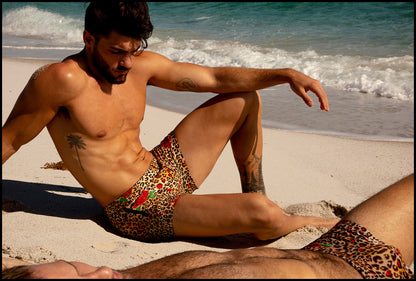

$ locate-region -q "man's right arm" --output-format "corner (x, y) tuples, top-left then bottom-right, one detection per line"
(2, 62), (78, 164)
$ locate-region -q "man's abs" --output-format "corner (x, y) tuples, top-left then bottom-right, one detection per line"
(47, 119), (152, 206)
(74, 147), (154, 207)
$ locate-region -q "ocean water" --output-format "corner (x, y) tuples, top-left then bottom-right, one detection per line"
(2, 2), (414, 140)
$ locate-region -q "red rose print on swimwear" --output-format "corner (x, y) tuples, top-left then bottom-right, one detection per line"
(173, 197), (179, 207)
(132, 190), (156, 211)
(122, 189), (132, 198)
(161, 135), (172, 149)
(132, 190), (148, 209)
(118, 188), (133, 204)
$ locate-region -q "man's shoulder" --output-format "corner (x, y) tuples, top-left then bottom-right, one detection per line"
(134, 50), (172, 67)
(131, 50), (175, 80)
(30, 55), (88, 97)
(45, 55), (86, 81)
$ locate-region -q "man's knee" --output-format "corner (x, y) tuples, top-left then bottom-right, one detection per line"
(226, 90), (261, 111)
(242, 90), (262, 111)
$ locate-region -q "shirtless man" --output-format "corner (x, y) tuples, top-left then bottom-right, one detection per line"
(2, 174), (413, 279)
(2, 1), (336, 242)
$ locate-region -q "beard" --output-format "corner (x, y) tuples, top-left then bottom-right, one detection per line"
(91, 47), (129, 84)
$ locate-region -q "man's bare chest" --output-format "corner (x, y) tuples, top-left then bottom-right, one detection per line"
(52, 86), (146, 139)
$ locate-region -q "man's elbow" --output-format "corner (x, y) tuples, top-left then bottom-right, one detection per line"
(2, 145), (18, 164)
(2, 135), (21, 164)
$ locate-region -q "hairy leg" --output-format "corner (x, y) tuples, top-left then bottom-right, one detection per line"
(345, 174), (414, 265)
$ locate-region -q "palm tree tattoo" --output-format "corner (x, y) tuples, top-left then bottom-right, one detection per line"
(66, 134), (86, 171)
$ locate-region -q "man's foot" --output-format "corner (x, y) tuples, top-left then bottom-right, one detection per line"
(253, 214), (339, 241)
(299, 215), (340, 230)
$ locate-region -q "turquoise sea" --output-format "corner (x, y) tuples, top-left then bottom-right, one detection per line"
(2, 2), (414, 140)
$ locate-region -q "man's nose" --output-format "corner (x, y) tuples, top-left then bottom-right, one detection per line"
(119, 55), (132, 69)
(83, 266), (115, 279)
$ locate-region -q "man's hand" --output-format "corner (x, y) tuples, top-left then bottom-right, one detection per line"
(287, 69), (329, 111)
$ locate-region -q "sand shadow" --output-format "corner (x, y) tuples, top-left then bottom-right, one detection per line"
(2, 179), (117, 234)
(114, 230), (274, 249)
(2, 179), (277, 249)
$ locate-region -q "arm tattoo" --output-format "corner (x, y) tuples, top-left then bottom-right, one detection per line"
(176, 78), (200, 91)
(31, 64), (52, 80)
(240, 154), (265, 195)
(66, 134), (87, 171)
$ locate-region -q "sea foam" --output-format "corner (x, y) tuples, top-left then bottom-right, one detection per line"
(2, 5), (83, 45)
(149, 37), (414, 101)
(3, 5), (413, 102)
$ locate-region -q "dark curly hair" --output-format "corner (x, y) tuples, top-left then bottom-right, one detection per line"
(85, 1), (153, 49)
(2, 265), (33, 279)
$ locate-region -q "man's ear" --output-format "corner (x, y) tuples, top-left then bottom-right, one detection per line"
(83, 30), (95, 47)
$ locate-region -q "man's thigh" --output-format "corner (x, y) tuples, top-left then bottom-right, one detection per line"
(172, 193), (264, 237)
(173, 91), (258, 186)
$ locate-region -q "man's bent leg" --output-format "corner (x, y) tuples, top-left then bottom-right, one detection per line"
(172, 91), (337, 239)
(173, 193), (338, 239)
(174, 91), (265, 194)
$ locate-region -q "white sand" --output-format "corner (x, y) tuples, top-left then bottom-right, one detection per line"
(2, 57), (414, 271)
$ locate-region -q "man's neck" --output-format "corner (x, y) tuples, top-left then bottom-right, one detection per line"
(81, 49), (114, 94)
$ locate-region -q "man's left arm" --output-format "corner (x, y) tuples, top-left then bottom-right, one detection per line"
(210, 66), (328, 111)
(144, 51), (328, 111)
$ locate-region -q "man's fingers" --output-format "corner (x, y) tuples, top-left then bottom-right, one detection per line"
(289, 73), (329, 111)
(303, 89), (329, 111)
(298, 89), (314, 107)
(316, 89), (329, 111)
(319, 96), (329, 111)
(310, 82), (329, 111)
(304, 95), (314, 107)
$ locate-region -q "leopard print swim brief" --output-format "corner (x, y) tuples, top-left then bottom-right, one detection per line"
(303, 220), (414, 279)
(104, 131), (198, 242)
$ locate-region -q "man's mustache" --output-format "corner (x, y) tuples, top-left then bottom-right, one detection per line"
(117, 66), (130, 71)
